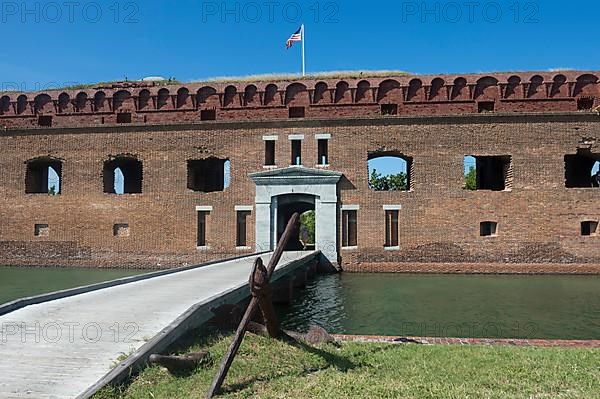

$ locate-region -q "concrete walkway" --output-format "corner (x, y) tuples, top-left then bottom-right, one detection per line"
(0, 251), (317, 399)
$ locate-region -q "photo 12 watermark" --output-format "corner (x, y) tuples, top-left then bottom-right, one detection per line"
(1, 321), (140, 344)
(401, 2), (540, 24)
(200, 1), (339, 24)
(0, 1), (140, 24)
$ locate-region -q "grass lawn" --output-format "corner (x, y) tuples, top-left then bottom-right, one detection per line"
(96, 334), (600, 399)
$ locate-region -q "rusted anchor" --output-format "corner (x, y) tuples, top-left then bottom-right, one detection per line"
(205, 213), (301, 398)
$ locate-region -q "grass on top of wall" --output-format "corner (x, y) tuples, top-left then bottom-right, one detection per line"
(95, 333), (600, 399)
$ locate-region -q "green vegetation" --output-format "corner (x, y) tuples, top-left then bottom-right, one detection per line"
(300, 210), (315, 244)
(464, 165), (477, 190)
(369, 168), (408, 191)
(48, 185), (57, 196)
(95, 334), (600, 399)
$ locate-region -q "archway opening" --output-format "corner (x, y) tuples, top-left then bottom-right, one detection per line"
(276, 194), (316, 251)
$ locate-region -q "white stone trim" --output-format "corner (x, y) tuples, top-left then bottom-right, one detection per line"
(384, 246), (400, 251)
(383, 205), (402, 211)
(341, 205), (360, 211)
(263, 165), (278, 169)
(195, 206), (213, 212)
(262, 135), (278, 141)
(315, 133), (331, 140)
(235, 205), (253, 212)
(316, 164), (330, 168)
(288, 134), (304, 140)
(235, 246), (252, 251)
(196, 246), (210, 251)
(341, 246), (358, 250)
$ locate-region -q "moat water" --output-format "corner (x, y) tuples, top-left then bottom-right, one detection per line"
(277, 273), (600, 340)
(0, 266), (143, 305)
(2, 267), (599, 340)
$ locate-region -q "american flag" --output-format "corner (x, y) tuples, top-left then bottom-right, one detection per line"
(286, 26), (302, 49)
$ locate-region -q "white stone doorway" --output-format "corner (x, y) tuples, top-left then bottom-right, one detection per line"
(250, 167), (342, 266)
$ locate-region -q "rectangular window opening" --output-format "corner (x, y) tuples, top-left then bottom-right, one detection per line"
(117, 112), (132, 124)
(197, 211), (208, 247)
(38, 115), (52, 127)
(384, 210), (399, 247)
(188, 159), (230, 192)
(289, 106), (305, 118)
(478, 101), (495, 113)
(317, 139), (329, 165)
(565, 150), (600, 188)
(381, 104), (398, 116)
(113, 223), (130, 237)
(200, 109), (216, 121)
(291, 140), (302, 165)
(480, 221), (498, 237)
(581, 221), (598, 236)
(236, 211), (251, 247)
(34, 224), (49, 237)
(265, 140), (276, 166)
(342, 210), (357, 247)
(577, 97), (594, 111)
(464, 155), (512, 191)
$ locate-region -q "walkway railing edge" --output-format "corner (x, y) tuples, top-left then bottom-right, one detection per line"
(0, 251), (271, 316)
(78, 250), (320, 399)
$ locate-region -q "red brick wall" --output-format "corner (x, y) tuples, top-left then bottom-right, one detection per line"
(0, 71), (599, 271)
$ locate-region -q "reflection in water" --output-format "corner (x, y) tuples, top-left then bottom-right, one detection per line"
(278, 273), (600, 340)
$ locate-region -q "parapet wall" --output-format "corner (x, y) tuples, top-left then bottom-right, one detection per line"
(0, 71), (599, 130)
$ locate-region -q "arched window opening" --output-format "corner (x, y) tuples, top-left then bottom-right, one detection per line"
(0, 96), (11, 115)
(103, 156), (143, 194)
(565, 149), (600, 188)
(75, 92), (88, 112)
(176, 87), (190, 108)
(187, 158), (230, 192)
(368, 152), (411, 191)
(464, 155), (512, 191)
(223, 86), (237, 107)
(25, 157), (62, 195)
(157, 88), (170, 109)
(17, 95), (28, 114)
(58, 93), (70, 113)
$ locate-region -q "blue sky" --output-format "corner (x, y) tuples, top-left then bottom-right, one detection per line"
(1, 0), (598, 90)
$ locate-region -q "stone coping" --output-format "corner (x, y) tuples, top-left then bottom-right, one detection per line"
(332, 334), (600, 348)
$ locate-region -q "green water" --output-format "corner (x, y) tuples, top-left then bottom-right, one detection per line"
(0, 266), (144, 305)
(278, 273), (600, 340)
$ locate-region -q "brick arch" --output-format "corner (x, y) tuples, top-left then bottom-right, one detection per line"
(550, 74), (568, 98)
(313, 82), (329, 104)
(34, 94), (52, 114)
(113, 90), (133, 112)
(377, 79), (401, 103)
(75, 92), (88, 112)
(264, 84), (279, 105)
(285, 82), (309, 106)
(355, 80), (371, 103)
(157, 88), (171, 110)
(223, 85), (238, 107)
(243, 84), (259, 106)
(505, 75), (522, 99)
(450, 77), (468, 100)
(407, 78), (425, 101)
(573, 74), (598, 97)
(527, 75), (545, 99)
(94, 91), (106, 111)
(58, 92), (71, 113)
(429, 77), (445, 101)
(334, 81), (352, 104)
(176, 87), (191, 109)
(138, 89), (151, 110)
(474, 76), (499, 100)
(196, 86), (219, 108)
(0, 95), (11, 115)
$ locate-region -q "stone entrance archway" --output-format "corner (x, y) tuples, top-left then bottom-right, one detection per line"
(276, 194), (315, 250)
(250, 167), (342, 266)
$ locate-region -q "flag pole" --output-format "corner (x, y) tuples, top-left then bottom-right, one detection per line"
(301, 24), (306, 76)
